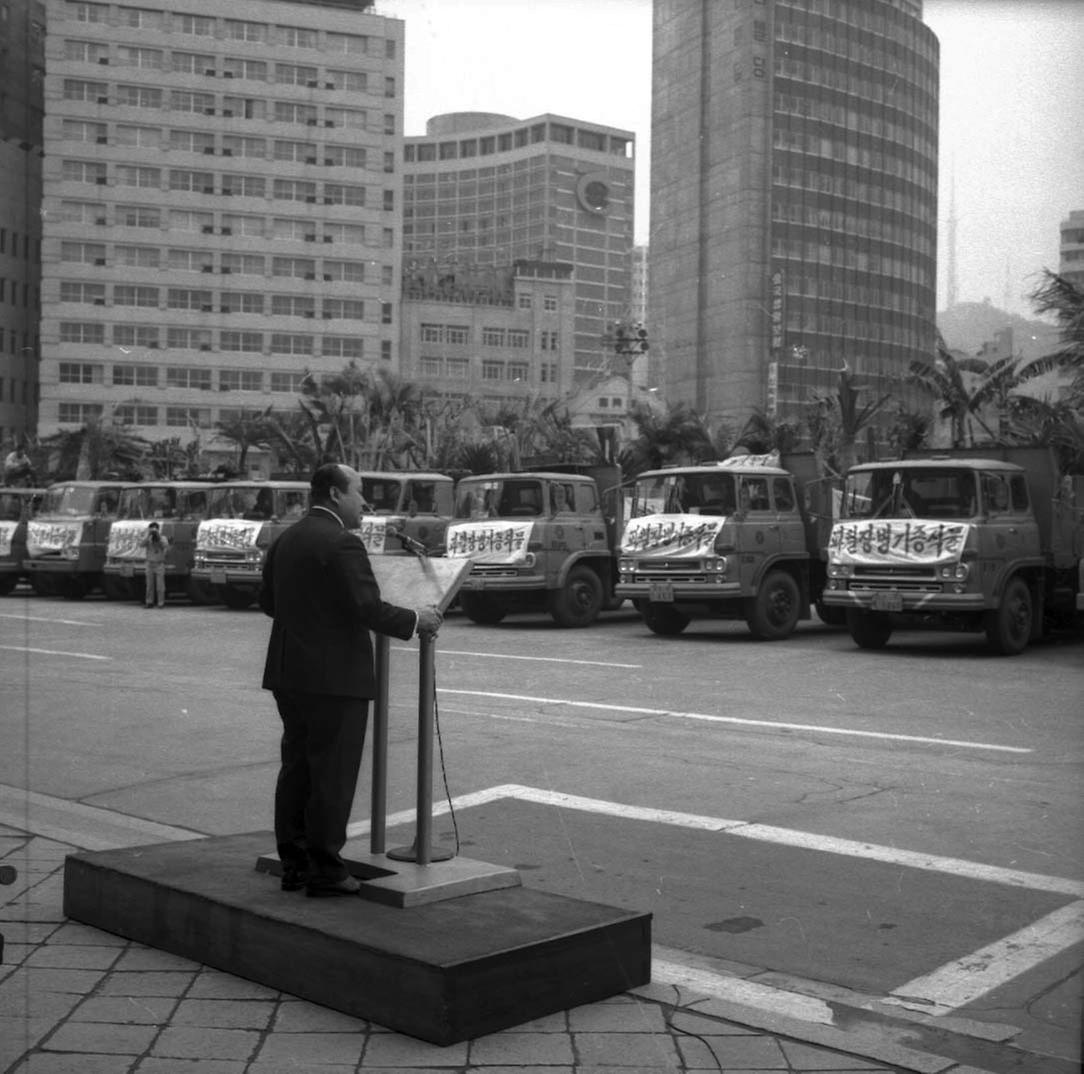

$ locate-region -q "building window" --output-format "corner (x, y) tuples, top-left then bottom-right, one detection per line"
(165, 330), (212, 353)
(270, 372), (305, 393)
(508, 363), (529, 382)
(112, 363), (158, 386)
(540, 330), (559, 351)
(219, 332), (264, 353)
(271, 295), (316, 317)
(166, 406), (212, 426)
(381, 341), (392, 361)
(543, 295), (558, 311)
(113, 326), (159, 350)
(507, 329), (529, 348)
(482, 361), (503, 381)
(58, 403), (104, 423)
(118, 206), (161, 229)
(115, 84), (162, 109)
(59, 362), (103, 384)
(219, 369), (263, 392)
(114, 404), (158, 426)
(270, 334), (314, 355)
(322, 336), (363, 359)
(323, 260), (366, 283)
(517, 294), (532, 309)
(446, 358), (468, 379)
(113, 285), (159, 308)
(446, 325), (470, 345)
(482, 327), (505, 346)
(219, 292), (264, 314)
(419, 357), (442, 377)
(60, 281), (106, 305)
(420, 323), (443, 343)
(59, 322), (105, 344)
(323, 299), (365, 320)
(166, 366), (212, 390)
(381, 303), (393, 324)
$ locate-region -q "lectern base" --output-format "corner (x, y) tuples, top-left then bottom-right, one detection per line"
(63, 831), (652, 1045)
(256, 837), (515, 907)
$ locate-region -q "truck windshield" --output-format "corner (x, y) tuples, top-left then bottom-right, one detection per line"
(204, 486), (308, 521)
(361, 476), (405, 514)
(41, 485), (116, 516)
(454, 479), (544, 519)
(842, 468), (980, 521)
(0, 491), (26, 520)
(630, 472), (737, 517)
(117, 486), (178, 520)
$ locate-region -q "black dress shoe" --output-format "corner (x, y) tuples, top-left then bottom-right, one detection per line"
(281, 866), (307, 892)
(305, 875), (362, 898)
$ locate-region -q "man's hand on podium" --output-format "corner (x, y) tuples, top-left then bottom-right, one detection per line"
(416, 606), (443, 639)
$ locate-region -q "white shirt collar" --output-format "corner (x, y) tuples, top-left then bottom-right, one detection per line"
(310, 505), (344, 528)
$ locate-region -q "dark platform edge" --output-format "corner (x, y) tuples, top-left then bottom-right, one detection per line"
(62, 840), (652, 1045)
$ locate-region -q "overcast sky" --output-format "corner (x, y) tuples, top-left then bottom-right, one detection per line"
(378, 0), (1084, 319)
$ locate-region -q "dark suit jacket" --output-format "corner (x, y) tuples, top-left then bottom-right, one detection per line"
(260, 508), (416, 698)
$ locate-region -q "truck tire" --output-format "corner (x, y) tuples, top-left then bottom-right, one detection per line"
(459, 592), (508, 625)
(62, 577), (89, 601)
(745, 570), (801, 640)
(814, 598), (847, 627)
(102, 575), (133, 601)
(0, 575), (18, 596)
(847, 609), (893, 650)
(548, 565), (603, 628)
(219, 584), (256, 610)
(186, 578), (219, 605)
(985, 577), (1032, 655)
(642, 602), (690, 636)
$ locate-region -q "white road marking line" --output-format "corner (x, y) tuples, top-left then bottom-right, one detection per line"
(651, 957), (836, 1025)
(355, 784), (1084, 1015)
(0, 612), (99, 627)
(437, 689), (1032, 754)
(0, 645), (111, 661)
(889, 900), (1084, 1012)
(0, 784), (202, 850)
(394, 647), (641, 668)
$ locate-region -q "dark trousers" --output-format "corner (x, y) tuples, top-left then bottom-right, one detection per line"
(273, 690), (369, 883)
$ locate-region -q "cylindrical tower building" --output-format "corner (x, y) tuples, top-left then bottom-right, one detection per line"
(650, 0), (939, 442)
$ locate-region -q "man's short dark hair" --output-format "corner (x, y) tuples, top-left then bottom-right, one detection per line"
(311, 463), (349, 503)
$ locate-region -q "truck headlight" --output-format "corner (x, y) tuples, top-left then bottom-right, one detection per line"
(618, 557), (633, 572)
(63, 546), (80, 560)
(828, 563), (851, 578)
(705, 556), (728, 573)
(939, 562), (969, 580)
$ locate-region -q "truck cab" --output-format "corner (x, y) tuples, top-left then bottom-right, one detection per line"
(23, 481), (124, 599)
(822, 450), (1082, 654)
(0, 487), (46, 596)
(616, 459), (817, 639)
(444, 468), (619, 627)
(191, 480), (310, 609)
(103, 481), (214, 603)
(353, 471), (454, 555)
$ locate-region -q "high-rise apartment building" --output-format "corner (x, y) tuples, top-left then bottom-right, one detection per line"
(1059, 211), (1084, 292)
(0, 1), (46, 448)
(40, 0), (403, 442)
(650, 0), (938, 434)
(402, 112), (635, 383)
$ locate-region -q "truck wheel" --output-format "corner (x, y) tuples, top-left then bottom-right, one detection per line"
(219, 584), (255, 610)
(459, 592), (507, 625)
(815, 599), (847, 627)
(847, 609), (893, 650)
(62, 577), (89, 601)
(102, 575), (132, 601)
(985, 577), (1032, 655)
(0, 575), (18, 596)
(30, 574), (54, 597)
(746, 570), (801, 640)
(186, 578), (219, 605)
(548, 565), (603, 628)
(642, 602), (690, 636)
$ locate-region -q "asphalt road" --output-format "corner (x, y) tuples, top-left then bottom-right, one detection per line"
(2, 589), (1082, 1058)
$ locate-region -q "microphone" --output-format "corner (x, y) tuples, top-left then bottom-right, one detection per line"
(397, 531), (429, 558)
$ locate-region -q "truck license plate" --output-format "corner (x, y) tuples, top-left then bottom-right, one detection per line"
(649, 581), (674, 603)
(210, 570), (227, 585)
(872, 591), (903, 612)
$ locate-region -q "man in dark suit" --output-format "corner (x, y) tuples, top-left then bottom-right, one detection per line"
(260, 463), (442, 897)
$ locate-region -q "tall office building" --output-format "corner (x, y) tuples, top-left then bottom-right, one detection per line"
(0, 1), (46, 448)
(402, 112), (636, 383)
(40, 0), (403, 443)
(1059, 211), (1084, 292)
(650, 0), (938, 435)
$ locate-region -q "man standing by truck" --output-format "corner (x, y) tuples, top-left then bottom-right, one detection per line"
(139, 522), (170, 609)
